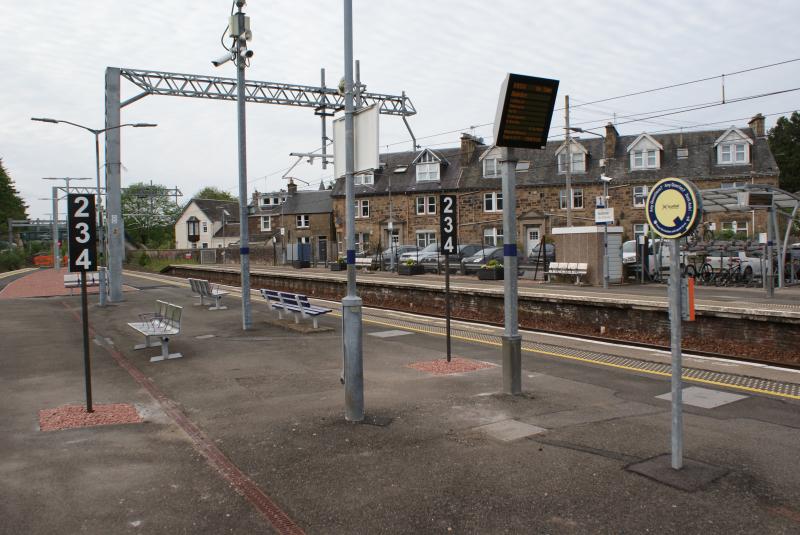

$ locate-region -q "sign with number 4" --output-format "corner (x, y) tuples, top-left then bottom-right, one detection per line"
(67, 194), (97, 272)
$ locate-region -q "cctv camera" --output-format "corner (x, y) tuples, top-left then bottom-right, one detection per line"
(211, 52), (234, 67)
(241, 49), (254, 59)
(600, 174), (614, 182)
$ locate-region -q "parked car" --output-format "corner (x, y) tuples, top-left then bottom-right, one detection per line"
(524, 243), (555, 265)
(419, 243), (484, 272)
(381, 244), (420, 267)
(461, 246), (504, 274)
(399, 243), (438, 264)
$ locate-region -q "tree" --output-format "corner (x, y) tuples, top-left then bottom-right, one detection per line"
(0, 159), (28, 239)
(768, 111), (800, 194)
(194, 186), (236, 201)
(122, 182), (182, 248)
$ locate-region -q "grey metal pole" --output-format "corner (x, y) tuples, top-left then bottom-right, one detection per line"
(669, 238), (683, 470)
(342, 0), (364, 422)
(564, 95), (573, 227)
(51, 186), (59, 269)
(603, 180), (609, 289)
(105, 67), (124, 302)
(766, 208), (774, 298)
(94, 131), (106, 306)
(235, 8), (252, 330)
(772, 207), (783, 289)
(320, 68), (328, 171)
(6, 218), (11, 247)
(501, 147), (521, 395)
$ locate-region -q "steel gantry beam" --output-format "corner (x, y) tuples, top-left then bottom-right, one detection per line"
(105, 65), (414, 318)
(119, 68), (417, 116)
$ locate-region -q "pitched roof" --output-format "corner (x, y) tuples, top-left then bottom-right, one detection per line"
(331, 124), (778, 196)
(281, 190), (333, 214)
(213, 221), (240, 238)
(190, 198), (240, 222)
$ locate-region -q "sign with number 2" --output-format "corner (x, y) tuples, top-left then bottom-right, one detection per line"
(67, 194), (98, 272)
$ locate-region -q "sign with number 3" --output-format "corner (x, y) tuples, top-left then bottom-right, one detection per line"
(67, 194), (97, 272)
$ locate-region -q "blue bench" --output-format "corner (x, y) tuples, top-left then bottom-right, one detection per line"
(260, 289), (332, 329)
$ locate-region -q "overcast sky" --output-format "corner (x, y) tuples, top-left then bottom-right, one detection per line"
(3, 0), (799, 219)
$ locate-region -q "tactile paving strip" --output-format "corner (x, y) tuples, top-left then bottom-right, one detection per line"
(356, 313), (800, 400)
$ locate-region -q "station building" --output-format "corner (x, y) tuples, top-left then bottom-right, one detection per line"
(330, 114), (778, 256)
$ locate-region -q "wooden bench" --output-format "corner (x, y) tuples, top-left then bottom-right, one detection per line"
(546, 262), (589, 284)
(260, 289), (332, 329)
(127, 300), (183, 362)
(64, 272), (100, 295)
(188, 278), (229, 310)
(354, 257), (378, 270)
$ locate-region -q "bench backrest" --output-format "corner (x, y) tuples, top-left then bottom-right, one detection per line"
(196, 279), (212, 296)
(576, 263), (588, 272)
(278, 292), (302, 309)
(548, 262), (563, 271)
(156, 300), (182, 330)
(260, 289), (282, 304)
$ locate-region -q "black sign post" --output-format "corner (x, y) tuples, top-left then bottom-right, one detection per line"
(440, 195), (458, 362)
(67, 193), (98, 413)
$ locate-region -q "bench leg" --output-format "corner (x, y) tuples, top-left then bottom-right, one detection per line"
(312, 317), (319, 329)
(150, 337), (183, 362)
(208, 296), (227, 311)
(134, 336), (160, 350)
(294, 313), (300, 324)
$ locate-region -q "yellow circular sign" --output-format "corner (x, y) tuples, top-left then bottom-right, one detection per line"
(645, 178), (702, 239)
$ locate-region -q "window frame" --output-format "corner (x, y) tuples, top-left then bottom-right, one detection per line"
(630, 149), (659, 170)
(483, 158), (500, 178)
(296, 214), (310, 229)
(260, 215), (271, 232)
(557, 151), (586, 174)
(633, 185), (649, 208)
(483, 227), (504, 247)
(415, 230), (436, 248)
(354, 172), (374, 186)
(355, 199), (370, 219)
(483, 191), (503, 213)
(559, 188), (584, 209)
(718, 142), (749, 165)
(416, 195), (436, 215)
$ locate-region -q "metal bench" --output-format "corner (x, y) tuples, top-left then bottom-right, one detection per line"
(546, 262), (588, 284)
(64, 272), (100, 295)
(259, 289), (332, 329)
(127, 300), (183, 362)
(188, 278), (229, 310)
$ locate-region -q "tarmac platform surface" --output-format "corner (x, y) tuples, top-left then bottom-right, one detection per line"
(1, 268), (799, 534)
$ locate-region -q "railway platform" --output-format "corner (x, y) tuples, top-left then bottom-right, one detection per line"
(1, 267), (799, 533)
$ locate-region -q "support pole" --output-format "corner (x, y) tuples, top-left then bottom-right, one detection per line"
(669, 238), (683, 469)
(320, 68), (328, 170)
(235, 8), (252, 330)
(342, 0), (364, 422)
(445, 253), (452, 362)
(501, 147), (521, 395)
(51, 187), (59, 269)
(772, 207), (784, 289)
(766, 207), (774, 298)
(94, 131), (106, 306)
(80, 270), (94, 413)
(603, 180), (609, 289)
(105, 67), (124, 302)
(564, 95), (573, 227)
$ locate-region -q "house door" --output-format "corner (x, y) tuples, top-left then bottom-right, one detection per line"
(318, 236), (327, 263)
(524, 226), (541, 257)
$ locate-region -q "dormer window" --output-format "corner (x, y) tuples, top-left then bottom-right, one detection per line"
(354, 172), (374, 186)
(483, 158), (500, 178)
(260, 195), (285, 206)
(627, 133), (662, 170)
(414, 150), (442, 182)
(555, 141), (587, 174)
(714, 127), (753, 165)
(186, 216), (200, 243)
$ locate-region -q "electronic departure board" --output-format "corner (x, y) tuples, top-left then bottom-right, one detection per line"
(493, 73), (559, 149)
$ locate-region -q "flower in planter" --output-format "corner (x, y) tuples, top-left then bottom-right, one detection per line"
(403, 258), (417, 266)
(337, 256), (346, 264)
(481, 259), (503, 269)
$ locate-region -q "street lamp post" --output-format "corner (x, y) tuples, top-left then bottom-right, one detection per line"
(32, 118), (157, 304)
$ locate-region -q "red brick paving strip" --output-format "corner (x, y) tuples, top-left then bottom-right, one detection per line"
(0, 268), (135, 299)
(60, 301), (306, 535)
(39, 403), (143, 432)
(408, 357), (496, 375)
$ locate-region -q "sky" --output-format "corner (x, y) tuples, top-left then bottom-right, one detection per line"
(2, 0), (799, 220)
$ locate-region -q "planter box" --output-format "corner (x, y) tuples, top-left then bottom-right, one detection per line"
(292, 260), (311, 269)
(330, 263), (346, 271)
(478, 267), (504, 280)
(398, 264), (425, 276)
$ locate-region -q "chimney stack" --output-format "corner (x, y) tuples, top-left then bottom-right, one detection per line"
(460, 133), (483, 163)
(604, 122), (619, 160)
(287, 179), (298, 194)
(748, 113), (765, 138)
